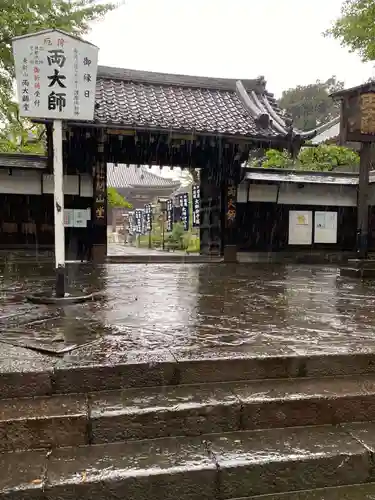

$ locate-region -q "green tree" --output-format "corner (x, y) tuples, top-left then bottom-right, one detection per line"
(298, 145), (360, 171)
(167, 222), (185, 249)
(260, 149), (290, 169)
(252, 145), (360, 172)
(326, 0), (375, 61)
(0, 0), (117, 150)
(0, 102), (45, 153)
(107, 187), (132, 209)
(278, 77), (344, 130)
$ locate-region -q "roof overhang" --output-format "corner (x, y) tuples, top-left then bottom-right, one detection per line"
(0, 153), (48, 170)
(244, 167), (364, 186)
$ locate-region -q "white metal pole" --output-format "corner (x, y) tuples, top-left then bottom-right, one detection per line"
(53, 119), (65, 297)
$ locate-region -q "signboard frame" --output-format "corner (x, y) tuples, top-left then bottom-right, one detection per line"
(12, 29), (99, 297)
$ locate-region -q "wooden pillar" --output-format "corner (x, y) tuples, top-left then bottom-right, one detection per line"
(357, 142), (372, 258)
(223, 159), (241, 262)
(92, 130), (107, 262)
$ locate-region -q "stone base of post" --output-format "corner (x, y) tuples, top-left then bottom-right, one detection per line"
(223, 245), (237, 263)
(55, 266), (65, 298)
(92, 244), (107, 263)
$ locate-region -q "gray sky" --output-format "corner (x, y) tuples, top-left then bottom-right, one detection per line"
(88, 0), (373, 180)
(88, 0), (373, 97)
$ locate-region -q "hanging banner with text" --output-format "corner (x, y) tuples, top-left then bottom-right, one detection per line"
(128, 211), (135, 235)
(144, 204), (153, 232)
(192, 185), (200, 227)
(179, 193), (189, 231)
(226, 184), (237, 226)
(167, 200), (173, 232)
(12, 29), (98, 120)
(135, 209), (144, 234)
(94, 160), (106, 225)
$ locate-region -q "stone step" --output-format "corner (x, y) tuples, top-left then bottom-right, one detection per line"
(347, 258), (375, 269)
(1, 424), (373, 500)
(340, 267), (375, 278)
(5, 347), (375, 399)
(240, 482), (375, 499)
(3, 376), (375, 452)
(105, 254), (222, 264)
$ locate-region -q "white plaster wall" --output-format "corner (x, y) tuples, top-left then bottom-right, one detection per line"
(0, 171), (94, 197)
(278, 184), (356, 207)
(0, 170), (41, 194)
(80, 174), (93, 197)
(248, 184), (278, 202)
(237, 182), (248, 203)
(42, 174), (79, 195)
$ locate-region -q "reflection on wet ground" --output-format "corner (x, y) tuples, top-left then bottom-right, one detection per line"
(1, 261), (375, 354)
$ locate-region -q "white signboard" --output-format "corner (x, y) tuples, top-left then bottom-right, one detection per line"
(73, 209), (88, 228)
(64, 209), (90, 227)
(13, 29), (98, 120)
(288, 210), (313, 245)
(314, 211), (338, 244)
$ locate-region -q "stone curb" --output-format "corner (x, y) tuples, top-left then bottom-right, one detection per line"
(3, 377), (375, 452)
(0, 425), (373, 500)
(3, 351), (375, 399)
(106, 255), (223, 264)
(240, 482), (375, 499)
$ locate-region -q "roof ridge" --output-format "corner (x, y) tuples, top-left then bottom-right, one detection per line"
(312, 116), (340, 135)
(97, 66), (266, 92)
(107, 164), (180, 188)
(138, 165), (180, 183)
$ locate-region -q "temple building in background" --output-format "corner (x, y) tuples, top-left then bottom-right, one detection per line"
(107, 164), (180, 227)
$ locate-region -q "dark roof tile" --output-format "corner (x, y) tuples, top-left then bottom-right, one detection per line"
(95, 67), (316, 140)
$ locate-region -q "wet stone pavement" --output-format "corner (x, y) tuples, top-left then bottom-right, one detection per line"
(0, 261), (375, 361)
(4, 261), (375, 498)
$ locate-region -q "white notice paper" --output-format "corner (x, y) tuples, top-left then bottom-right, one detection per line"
(315, 212), (326, 229)
(314, 211), (338, 244)
(73, 209), (88, 228)
(64, 209), (74, 227)
(288, 210), (313, 245)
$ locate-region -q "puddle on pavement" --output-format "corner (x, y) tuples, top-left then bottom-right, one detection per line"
(0, 260), (375, 354)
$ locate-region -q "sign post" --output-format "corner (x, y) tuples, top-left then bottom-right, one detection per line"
(12, 29), (98, 298)
(53, 119), (65, 296)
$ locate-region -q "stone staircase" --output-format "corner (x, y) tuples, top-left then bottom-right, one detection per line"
(3, 350), (375, 499)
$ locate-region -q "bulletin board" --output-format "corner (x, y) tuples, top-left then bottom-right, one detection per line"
(64, 208), (91, 228)
(288, 210), (312, 245)
(314, 211), (338, 244)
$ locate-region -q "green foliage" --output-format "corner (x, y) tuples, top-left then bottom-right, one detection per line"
(278, 77), (344, 130)
(0, 0), (117, 150)
(0, 102), (45, 153)
(261, 149), (290, 169)
(186, 235), (200, 253)
(253, 145), (360, 172)
(326, 0), (375, 61)
(167, 222), (185, 247)
(107, 187), (132, 209)
(298, 145), (360, 171)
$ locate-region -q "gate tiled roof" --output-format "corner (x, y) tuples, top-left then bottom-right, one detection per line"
(95, 67), (316, 141)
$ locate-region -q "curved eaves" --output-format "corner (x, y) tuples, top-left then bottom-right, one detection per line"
(261, 94), (289, 134)
(236, 80), (287, 135)
(235, 80), (264, 120)
(298, 129), (318, 140)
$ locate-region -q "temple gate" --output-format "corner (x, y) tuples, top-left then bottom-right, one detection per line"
(37, 67), (315, 261)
